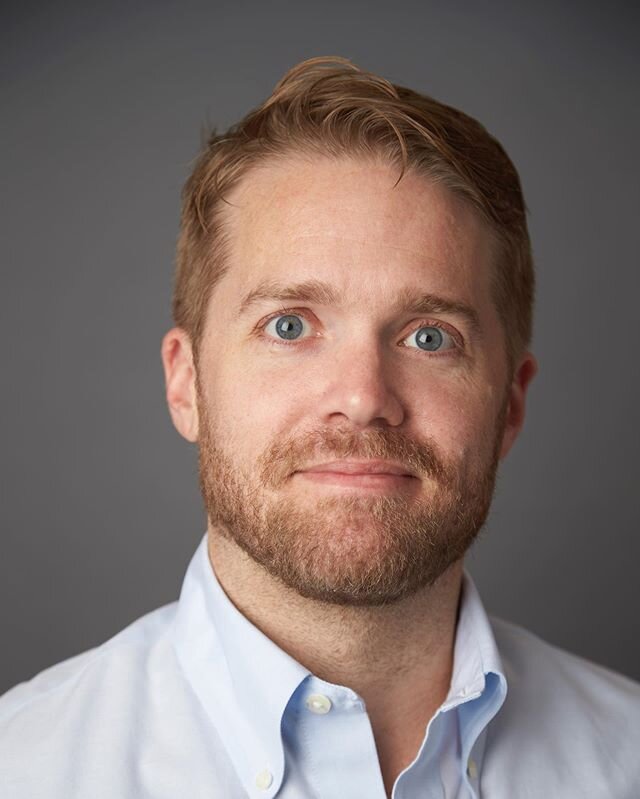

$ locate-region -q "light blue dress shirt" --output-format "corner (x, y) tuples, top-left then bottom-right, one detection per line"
(1, 534), (639, 798)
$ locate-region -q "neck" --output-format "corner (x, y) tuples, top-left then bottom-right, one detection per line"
(206, 526), (464, 795)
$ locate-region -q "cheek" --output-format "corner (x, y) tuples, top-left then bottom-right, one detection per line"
(412, 375), (502, 463)
(209, 358), (297, 459)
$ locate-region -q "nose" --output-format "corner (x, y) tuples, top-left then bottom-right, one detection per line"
(316, 339), (405, 428)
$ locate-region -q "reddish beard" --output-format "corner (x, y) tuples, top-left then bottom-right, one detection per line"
(196, 389), (507, 606)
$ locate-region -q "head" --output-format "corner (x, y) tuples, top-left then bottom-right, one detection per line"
(162, 57), (537, 606)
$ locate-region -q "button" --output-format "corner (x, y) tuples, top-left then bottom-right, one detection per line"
(305, 693), (332, 714)
(467, 758), (478, 779)
(255, 769), (273, 790)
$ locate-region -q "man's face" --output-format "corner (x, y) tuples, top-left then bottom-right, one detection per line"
(186, 155), (529, 606)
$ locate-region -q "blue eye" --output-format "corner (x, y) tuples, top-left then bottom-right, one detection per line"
(262, 314), (457, 354)
(265, 313), (307, 341)
(405, 325), (455, 352)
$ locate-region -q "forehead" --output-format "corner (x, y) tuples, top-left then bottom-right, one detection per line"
(215, 154), (495, 312)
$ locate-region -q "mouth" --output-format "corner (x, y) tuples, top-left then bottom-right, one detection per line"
(293, 460), (418, 491)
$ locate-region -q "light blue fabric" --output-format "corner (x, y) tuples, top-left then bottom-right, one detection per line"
(171, 534), (507, 799)
(1, 533), (639, 798)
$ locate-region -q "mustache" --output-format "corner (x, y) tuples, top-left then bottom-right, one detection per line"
(258, 425), (454, 489)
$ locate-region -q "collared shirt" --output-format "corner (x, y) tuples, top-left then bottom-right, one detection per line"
(1, 534), (639, 798)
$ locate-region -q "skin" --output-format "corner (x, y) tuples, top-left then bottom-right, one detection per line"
(161, 154), (537, 796)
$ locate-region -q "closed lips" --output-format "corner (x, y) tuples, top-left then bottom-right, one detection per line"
(299, 461), (416, 477)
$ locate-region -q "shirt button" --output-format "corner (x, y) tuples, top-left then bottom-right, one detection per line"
(255, 769), (273, 790)
(305, 693), (332, 714)
(467, 758), (478, 779)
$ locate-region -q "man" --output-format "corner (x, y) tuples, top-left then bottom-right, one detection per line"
(1, 56), (638, 798)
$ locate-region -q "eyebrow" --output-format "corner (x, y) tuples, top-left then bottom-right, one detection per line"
(237, 278), (481, 334)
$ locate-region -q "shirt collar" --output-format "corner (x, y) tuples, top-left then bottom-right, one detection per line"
(171, 534), (507, 797)
(450, 570), (508, 783)
(171, 534), (308, 799)
(446, 568), (506, 707)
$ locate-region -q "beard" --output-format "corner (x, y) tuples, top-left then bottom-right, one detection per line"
(196, 382), (508, 607)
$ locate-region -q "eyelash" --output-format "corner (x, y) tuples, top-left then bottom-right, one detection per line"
(255, 307), (463, 355)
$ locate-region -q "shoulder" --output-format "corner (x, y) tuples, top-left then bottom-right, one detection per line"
(490, 614), (640, 709)
(486, 615), (640, 795)
(0, 600), (237, 798)
(0, 602), (178, 744)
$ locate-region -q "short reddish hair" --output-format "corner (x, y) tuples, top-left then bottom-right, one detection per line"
(174, 56), (534, 372)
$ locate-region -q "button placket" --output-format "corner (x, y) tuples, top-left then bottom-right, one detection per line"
(297, 685), (387, 799)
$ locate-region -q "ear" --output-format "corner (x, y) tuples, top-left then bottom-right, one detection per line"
(160, 327), (199, 443)
(499, 351), (538, 460)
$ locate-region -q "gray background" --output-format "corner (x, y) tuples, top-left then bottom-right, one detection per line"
(1, 0), (639, 695)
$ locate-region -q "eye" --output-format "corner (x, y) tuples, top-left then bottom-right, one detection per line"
(403, 324), (457, 353)
(262, 312), (310, 342)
